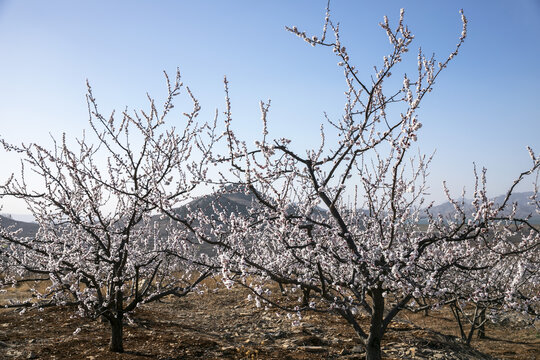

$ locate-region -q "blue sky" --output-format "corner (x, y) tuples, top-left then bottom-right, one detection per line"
(0, 0), (539, 214)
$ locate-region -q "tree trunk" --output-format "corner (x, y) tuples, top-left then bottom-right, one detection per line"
(450, 303), (466, 341)
(365, 336), (382, 360)
(365, 288), (385, 360)
(477, 307), (486, 339)
(278, 282), (286, 296)
(109, 315), (124, 353)
(301, 287), (310, 307)
(421, 297), (429, 316)
(109, 276), (124, 352)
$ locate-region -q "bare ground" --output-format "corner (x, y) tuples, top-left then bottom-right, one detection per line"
(0, 285), (538, 360)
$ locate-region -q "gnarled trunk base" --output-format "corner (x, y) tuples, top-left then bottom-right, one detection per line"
(109, 317), (124, 353)
(365, 333), (382, 360)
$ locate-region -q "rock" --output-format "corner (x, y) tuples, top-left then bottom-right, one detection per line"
(281, 340), (294, 349)
(303, 325), (323, 334)
(260, 338), (271, 345)
(293, 335), (328, 346)
(220, 346), (236, 355)
(266, 330), (287, 339)
(299, 345), (327, 353)
(6, 349), (23, 357)
(407, 347), (417, 357)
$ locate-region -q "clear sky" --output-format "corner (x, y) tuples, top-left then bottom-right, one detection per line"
(0, 0), (539, 215)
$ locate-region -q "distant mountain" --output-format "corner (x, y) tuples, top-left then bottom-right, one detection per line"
(0, 215), (39, 238)
(0, 213), (36, 223)
(2, 191), (537, 243)
(173, 189), (256, 220)
(172, 187), (326, 221)
(170, 189), (540, 225)
(424, 191), (540, 224)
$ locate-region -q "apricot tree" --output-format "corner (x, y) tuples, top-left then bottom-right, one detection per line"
(210, 6), (539, 360)
(0, 70), (217, 352)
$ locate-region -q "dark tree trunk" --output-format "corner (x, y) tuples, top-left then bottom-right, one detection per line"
(465, 304), (481, 345)
(301, 286), (311, 307)
(109, 287), (125, 352)
(365, 339), (382, 360)
(278, 282), (286, 296)
(109, 315), (124, 353)
(421, 297), (430, 316)
(477, 307), (486, 339)
(450, 302), (466, 340)
(338, 286), (400, 360)
(365, 288), (385, 360)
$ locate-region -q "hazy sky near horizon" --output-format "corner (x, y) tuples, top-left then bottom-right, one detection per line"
(0, 0), (539, 214)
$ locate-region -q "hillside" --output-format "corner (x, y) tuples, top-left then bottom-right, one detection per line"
(0, 215), (38, 238)
(173, 189), (540, 224)
(173, 189), (256, 220)
(425, 191), (540, 223)
(1, 191), (538, 241)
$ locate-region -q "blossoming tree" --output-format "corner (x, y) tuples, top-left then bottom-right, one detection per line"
(0, 70), (217, 352)
(210, 7), (539, 360)
(418, 177), (540, 343)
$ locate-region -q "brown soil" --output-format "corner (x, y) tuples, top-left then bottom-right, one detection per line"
(0, 285), (538, 359)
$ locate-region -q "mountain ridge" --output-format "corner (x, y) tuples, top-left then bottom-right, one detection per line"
(2, 191), (538, 238)
(425, 191), (539, 223)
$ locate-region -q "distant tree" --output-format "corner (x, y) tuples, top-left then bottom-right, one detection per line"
(0, 70), (217, 352)
(210, 6), (539, 360)
(420, 187), (540, 344)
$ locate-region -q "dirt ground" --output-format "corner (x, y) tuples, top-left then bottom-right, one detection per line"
(0, 284), (538, 360)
